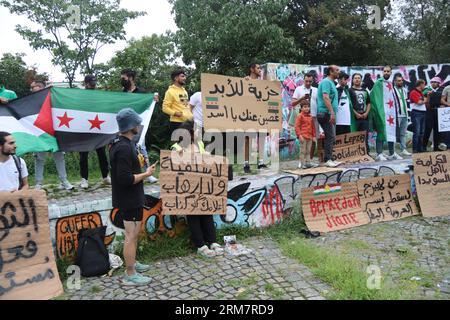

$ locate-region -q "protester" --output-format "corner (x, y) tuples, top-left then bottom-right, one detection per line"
(370, 66), (403, 161)
(188, 91), (203, 133)
(0, 131), (29, 192)
(409, 79), (428, 153)
(423, 77), (444, 152)
(30, 80), (74, 190)
(162, 69), (193, 139)
(0, 84), (17, 104)
(336, 72), (354, 135)
(122, 69), (159, 184)
(349, 73), (371, 153)
(79, 75), (111, 189)
(171, 120), (223, 257)
(110, 108), (156, 286)
(291, 73), (319, 162)
(317, 65), (341, 168)
(392, 75), (412, 156)
(295, 100), (317, 169)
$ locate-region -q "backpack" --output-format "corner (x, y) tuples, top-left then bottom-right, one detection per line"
(76, 226), (110, 277)
(12, 155), (24, 190)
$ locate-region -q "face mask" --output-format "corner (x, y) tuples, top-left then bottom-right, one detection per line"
(121, 78), (131, 90)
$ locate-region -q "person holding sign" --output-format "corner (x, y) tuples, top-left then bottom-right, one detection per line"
(162, 69), (193, 140)
(110, 108), (157, 286)
(295, 100), (317, 169)
(0, 131), (29, 192)
(317, 65), (342, 168)
(171, 121), (224, 258)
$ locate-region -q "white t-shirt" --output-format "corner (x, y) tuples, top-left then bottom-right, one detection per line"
(336, 87), (351, 125)
(189, 92), (203, 128)
(292, 85), (318, 117)
(0, 156), (28, 192)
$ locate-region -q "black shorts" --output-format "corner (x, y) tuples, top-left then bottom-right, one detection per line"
(121, 207), (144, 222)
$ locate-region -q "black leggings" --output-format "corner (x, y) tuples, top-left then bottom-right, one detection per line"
(80, 147), (109, 180)
(186, 215), (216, 248)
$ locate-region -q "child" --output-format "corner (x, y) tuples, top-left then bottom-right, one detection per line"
(295, 100), (317, 169)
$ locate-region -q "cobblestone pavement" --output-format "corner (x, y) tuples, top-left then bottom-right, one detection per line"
(62, 238), (332, 300)
(309, 215), (450, 299)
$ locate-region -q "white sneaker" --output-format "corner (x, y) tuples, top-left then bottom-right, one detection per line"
(198, 245), (216, 258)
(438, 143), (448, 151)
(103, 176), (111, 185)
(389, 153), (403, 160)
(298, 162), (302, 169)
(80, 178), (89, 189)
(59, 180), (74, 191)
(400, 149), (412, 156)
(210, 243), (224, 255)
(376, 153), (388, 161)
(325, 160), (340, 168)
(148, 176), (158, 184)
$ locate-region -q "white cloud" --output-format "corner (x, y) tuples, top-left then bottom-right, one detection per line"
(0, 0), (177, 82)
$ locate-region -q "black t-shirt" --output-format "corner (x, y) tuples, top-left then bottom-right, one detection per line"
(428, 88), (443, 109)
(123, 86), (147, 94)
(109, 136), (145, 210)
(349, 87), (371, 114)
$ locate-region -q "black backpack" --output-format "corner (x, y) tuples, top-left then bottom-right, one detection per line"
(76, 226), (110, 277)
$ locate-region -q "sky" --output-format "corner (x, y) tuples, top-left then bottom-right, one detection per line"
(0, 0), (177, 82)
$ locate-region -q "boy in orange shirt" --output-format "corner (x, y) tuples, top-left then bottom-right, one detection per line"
(295, 100), (317, 169)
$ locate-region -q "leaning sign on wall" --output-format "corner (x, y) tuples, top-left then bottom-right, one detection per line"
(160, 150), (229, 215)
(318, 131), (374, 164)
(413, 151), (450, 217)
(357, 174), (419, 224)
(301, 182), (369, 233)
(201, 73), (282, 131)
(0, 190), (63, 300)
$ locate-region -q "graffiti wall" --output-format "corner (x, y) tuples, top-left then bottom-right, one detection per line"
(262, 63), (450, 160)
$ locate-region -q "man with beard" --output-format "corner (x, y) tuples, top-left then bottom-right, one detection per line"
(110, 108), (157, 286)
(423, 77), (444, 151)
(0, 131), (29, 192)
(392, 75), (412, 156)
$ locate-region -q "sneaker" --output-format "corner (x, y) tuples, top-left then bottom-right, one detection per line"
(122, 272), (152, 286)
(258, 161), (268, 169)
(59, 180), (74, 191)
(298, 162), (303, 169)
(304, 163), (314, 169)
(147, 176), (158, 184)
(438, 143), (448, 151)
(389, 153), (403, 160)
(80, 178), (89, 189)
(325, 160), (340, 168)
(135, 261), (151, 273)
(210, 243), (224, 254)
(198, 245), (216, 258)
(35, 184), (43, 190)
(400, 149), (412, 157)
(375, 153), (388, 161)
(243, 164), (251, 174)
(103, 176), (111, 185)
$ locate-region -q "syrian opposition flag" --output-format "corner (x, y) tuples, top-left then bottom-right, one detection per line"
(51, 88), (155, 152)
(0, 88), (59, 156)
(370, 78), (396, 143)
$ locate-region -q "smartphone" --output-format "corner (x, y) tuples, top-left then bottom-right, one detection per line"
(151, 160), (159, 167)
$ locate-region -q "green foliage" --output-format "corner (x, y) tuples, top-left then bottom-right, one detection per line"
(1, 0), (145, 86)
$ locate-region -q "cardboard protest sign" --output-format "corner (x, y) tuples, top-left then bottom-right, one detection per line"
(413, 151), (450, 217)
(201, 73), (282, 131)
(438, 108), (450, 132)
(301, 182), (369, 233)
(318, 131), (374, 164)
(0, 190), (63, 300)
(55, 213), (115, 258)
(160, 150), (229, 215)
(357, 174), (419, 224)
(283, 167), (343, 177)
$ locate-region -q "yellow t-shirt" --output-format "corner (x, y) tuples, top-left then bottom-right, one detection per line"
(162, 85), (193, 123)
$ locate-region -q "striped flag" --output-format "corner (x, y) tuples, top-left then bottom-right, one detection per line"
(313, 184), (342, 196)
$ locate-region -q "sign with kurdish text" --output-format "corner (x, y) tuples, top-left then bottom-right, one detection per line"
(301, 182), (369, 233)
(413, 151), (450, 217)
(318, 131), (374, 164)
(0, 190), (63, 300)
(160, 150), (228, 215)
(357, 174), (419, 224)
(201, 73), (282, 131)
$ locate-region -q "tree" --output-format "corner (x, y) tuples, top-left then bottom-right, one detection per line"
(1, 0), (145, 87)
(0, 53), (48, 98)
(169, 0), (300, 77)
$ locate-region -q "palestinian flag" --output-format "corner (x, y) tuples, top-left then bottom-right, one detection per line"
(0, 88), (59, 156)
(51, 88), (155, 152)
(370, 78), (396, 143)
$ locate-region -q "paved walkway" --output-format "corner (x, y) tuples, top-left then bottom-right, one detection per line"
(63, 238), (332, 300)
